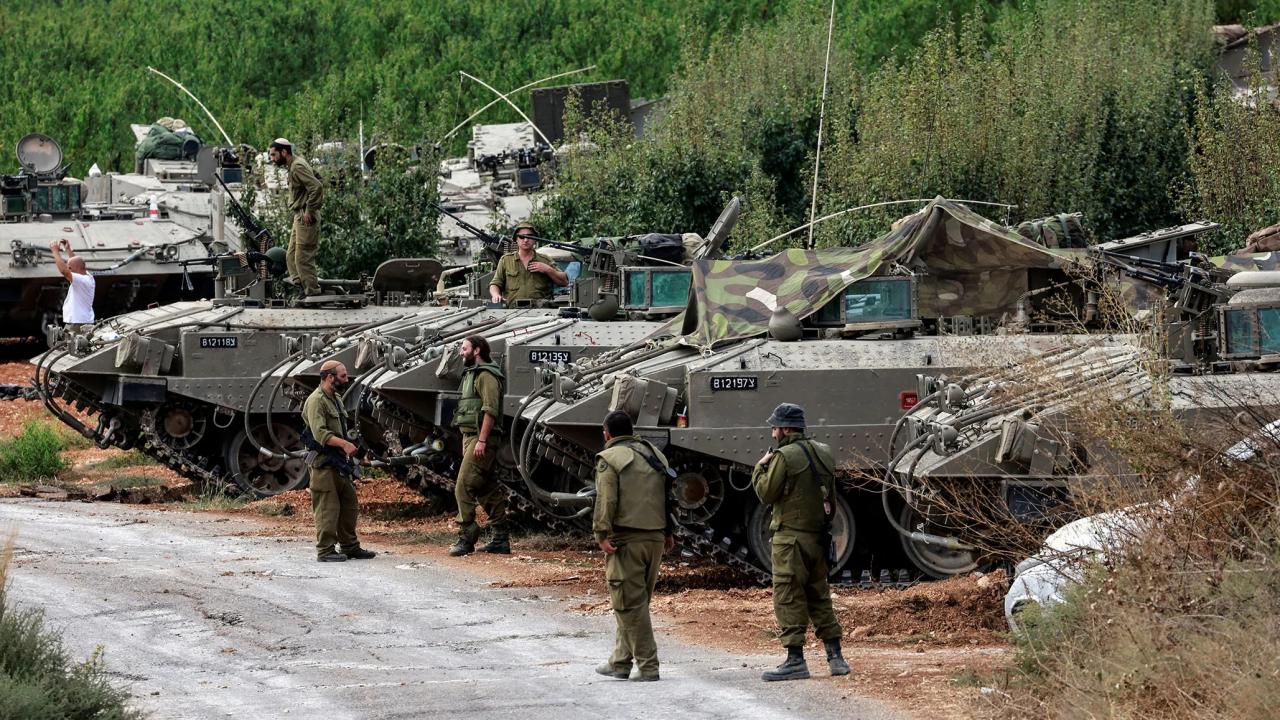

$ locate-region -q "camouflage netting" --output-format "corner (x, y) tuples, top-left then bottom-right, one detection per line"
(675, 198), (1077, 349)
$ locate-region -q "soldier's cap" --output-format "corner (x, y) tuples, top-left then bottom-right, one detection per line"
(269, 138), (293, 151)
(513, 222), (537, 238)
(766, 403), (806, 429)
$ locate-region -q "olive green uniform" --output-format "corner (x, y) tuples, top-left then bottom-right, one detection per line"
(593, 435), (670, 679)
(452, 363), (507, 535)
(302, 386), (363, 558)
(286, 154), (324, 296)
(752, 433), (842, 648)
(491, 251), (556, 306)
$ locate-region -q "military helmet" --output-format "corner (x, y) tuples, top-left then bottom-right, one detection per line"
(766, 403), (806, 429)
(513, 221), (537, 238)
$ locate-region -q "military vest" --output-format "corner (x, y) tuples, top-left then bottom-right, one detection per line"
(598, 437), (668, 531)
(452, 362), (505, 433)
(770, 437), (836, 533)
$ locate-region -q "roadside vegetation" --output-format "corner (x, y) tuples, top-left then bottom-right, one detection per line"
(914, 310), (1280, 718)
(0, 537), (142, 719)
(0, 422), (68, 483)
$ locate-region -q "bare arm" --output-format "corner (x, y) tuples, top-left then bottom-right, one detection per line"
(48, 240), (72, 281)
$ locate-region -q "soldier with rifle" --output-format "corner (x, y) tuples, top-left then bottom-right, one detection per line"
(592, 410), (675, 682)
(751, 403), (850, 681)
(302, 360), (376, 563)
(489, 222), (568, 306)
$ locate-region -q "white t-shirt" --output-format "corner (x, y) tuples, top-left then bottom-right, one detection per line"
(63, 272), (95, 324)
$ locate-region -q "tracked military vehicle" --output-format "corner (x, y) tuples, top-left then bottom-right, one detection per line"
(885, 248), (1280, 568)
(35, 187), (738, 499)
(1, 133), (217, 340)
(508, 199), (1227, 583)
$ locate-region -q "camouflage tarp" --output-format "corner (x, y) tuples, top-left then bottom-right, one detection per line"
(676, 198), (1075, 349)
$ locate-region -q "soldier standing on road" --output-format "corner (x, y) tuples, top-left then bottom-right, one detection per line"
(752, 403), (850, 681)
(449, 335), (511, 556)
(268, 138), (324, 298)
(488, 222), (568, 307)
(593, 410), (674, 682)
(302, 360), (376, 563)
(48, 238), (94, 334)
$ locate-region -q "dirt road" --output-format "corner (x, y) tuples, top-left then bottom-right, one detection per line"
(1, 498), (906, 720)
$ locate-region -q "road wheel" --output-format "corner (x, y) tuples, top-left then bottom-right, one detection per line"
(746, 494), (855, 578)
(898, 502), (979, 579)
(225, 420), (309, 497)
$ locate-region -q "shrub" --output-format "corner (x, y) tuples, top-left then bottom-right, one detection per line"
(0, 538), (142, 719)
(0, 423), (67, 483)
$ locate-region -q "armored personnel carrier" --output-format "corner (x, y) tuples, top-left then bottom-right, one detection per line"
(886, 250), (1280, 571)
(1, 133), (217, 339)
(34, 187), (737, 498)
(507, 199), (1226, 582)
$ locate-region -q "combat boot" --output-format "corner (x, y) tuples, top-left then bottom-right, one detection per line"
(595, 663), (629, 680)
(761, 646), (810, 682)
(481, 530), (511, 554)
(449, 522), (480, 557)
(824, 638), (850, 676)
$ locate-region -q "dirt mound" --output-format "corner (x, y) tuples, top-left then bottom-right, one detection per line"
(839, 570), (1009, 640)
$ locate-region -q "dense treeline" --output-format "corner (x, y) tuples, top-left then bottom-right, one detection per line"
(537, 0), (1280, 253)
(3, 0), (1278, 265)
(0, 0), (998, 177)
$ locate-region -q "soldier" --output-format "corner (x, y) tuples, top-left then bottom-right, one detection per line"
(593, 410), (674, 682)
(488, 222), (568, 306)
(268, 138), (324, 297)
(302, 360), (376, 562)
(752, 403), (850, 681)
(448, 335), (511, 556)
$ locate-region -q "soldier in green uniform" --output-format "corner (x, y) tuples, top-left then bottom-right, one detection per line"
(593, 410), (674, 682)
(302, 360), (376, 562)
(269, 138), (324, 297)
(752, 403), (850, 681)
(448, 335), (512, 556)
(488, 222), (568, 307)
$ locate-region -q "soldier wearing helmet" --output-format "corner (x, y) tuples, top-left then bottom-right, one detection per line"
(268, 138), (324, 297)
(488, 222), (567, 306)
(752, 402), (850, 681)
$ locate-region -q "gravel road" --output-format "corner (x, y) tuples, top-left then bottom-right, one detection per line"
(0, 499), (905, 720)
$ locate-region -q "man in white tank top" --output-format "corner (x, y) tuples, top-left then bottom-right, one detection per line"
(49, 238), (95, 334)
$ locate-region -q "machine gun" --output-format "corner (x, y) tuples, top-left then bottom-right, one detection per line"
(1095, 249), (1230, 318)
(215, 173), (273, 251)
(432, 201), (593, 262)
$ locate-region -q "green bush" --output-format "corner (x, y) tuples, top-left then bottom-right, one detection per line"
(0, 423), (67, 483)
(0, 541), (142, 719)
(1179, 80), (1280, 255)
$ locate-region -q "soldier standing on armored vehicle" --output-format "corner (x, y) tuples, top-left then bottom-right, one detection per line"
(269, 138), (324, 298)
(48, 238), (94, 334)
(592, 410), (674, 683)
(752, 403), (850, 681)
(488, 222), (567, 306)
(449, 336), (512, 556)
(302, 361), (376, 562)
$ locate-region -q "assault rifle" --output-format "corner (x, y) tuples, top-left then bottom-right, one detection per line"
(300, 426), (360, 479)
